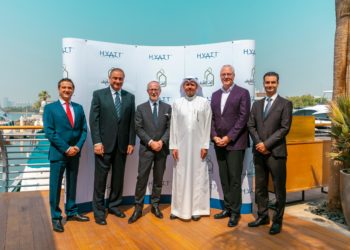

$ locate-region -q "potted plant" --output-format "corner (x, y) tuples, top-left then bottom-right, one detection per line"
(329, 95), (350, 227)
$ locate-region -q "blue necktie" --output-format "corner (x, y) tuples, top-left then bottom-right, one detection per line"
(152, 102), (158, 126)
(263, 97), (272, 118)
(115, 92), (121, 119)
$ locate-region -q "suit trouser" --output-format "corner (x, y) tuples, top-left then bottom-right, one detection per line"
(49, 157), (79, 221)
(92, 146), (127, 220)
(254, 154), (286, 224)
(134, 145), (167, 208)
(215, 148), (244, 217)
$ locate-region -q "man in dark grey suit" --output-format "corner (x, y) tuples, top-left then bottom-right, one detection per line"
(211, 65), (251, 227)
(90, 68), (136, 225)
(128, 81), (171, 224)
(247, 72), (293, 235)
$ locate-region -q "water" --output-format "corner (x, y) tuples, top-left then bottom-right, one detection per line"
(6, 112), (37, 122)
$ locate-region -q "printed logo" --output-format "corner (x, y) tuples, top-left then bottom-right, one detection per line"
(243, 49), (255, 55)
(156, 69), (167, 87)
(62, 47), (73, 54)
(99, 50), (123, 58)
(197, 51), (219, 59)
(100, 79), (109, 85)
(63, 65), (69, 78)
(200, 67), (215, 87)
(244, 67), (255, 86)
(149, 54), (172, 60)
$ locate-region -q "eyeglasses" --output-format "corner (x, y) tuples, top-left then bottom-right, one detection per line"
(221, 73), (233, 76)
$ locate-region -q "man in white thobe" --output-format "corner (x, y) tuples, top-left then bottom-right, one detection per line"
(169, 77), (212, 221)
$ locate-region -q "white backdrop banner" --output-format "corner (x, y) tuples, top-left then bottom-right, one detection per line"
(62, 38), (256, 213)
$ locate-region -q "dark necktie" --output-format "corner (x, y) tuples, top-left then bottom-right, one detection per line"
(152, 102), (158, 126)
(263, 97), (272, 118)
(65, 102), (74, 127)
(115, 92), (121, 119)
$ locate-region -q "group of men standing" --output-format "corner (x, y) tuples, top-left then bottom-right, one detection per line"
(43, 65), (292, 236)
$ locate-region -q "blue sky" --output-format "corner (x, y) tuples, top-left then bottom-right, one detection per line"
(0, 0), (335, 104)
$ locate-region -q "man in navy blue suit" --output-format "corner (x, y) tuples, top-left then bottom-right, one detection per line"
(43, 78), (89, 233)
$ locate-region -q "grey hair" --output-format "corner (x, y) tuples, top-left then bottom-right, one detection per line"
(220, 64), (235, 75)
(147, 80), (161, 91)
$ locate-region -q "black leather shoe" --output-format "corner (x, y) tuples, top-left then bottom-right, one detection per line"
(151, 206), (163, 219)
(95, 218), (107, 225)
(109, 208), (126, 218)
(248, 217), (270, 227)
(269, 223), (282, 235)
(128, 209), (142, 224)
(67, 214), (90, 222)
(228, 215), (240, 227)
(52, 220), (64, 232)
(170, 214), (177, 220)
(191, 215), (201, 221)
(214, 210), (231, 219)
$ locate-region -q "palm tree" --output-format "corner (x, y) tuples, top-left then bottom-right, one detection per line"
(329, 0), (350, 210)
(33, 90), (51, 111)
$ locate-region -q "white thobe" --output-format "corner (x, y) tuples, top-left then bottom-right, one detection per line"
(169, 95), (212, 219)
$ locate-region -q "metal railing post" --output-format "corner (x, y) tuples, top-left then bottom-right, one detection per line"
(0, 130), (9, 192)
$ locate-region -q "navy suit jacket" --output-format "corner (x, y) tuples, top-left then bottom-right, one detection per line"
(89, 87), (136, 154)
(211, 84), (251, 150)
(43, 100), (87, 161)
(247, 95), (293, 157)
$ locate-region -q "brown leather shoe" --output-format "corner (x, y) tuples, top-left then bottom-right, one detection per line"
(67, 214), (90, 222)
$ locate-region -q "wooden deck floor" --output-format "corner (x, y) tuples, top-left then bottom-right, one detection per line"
(0, 191), (349, 250)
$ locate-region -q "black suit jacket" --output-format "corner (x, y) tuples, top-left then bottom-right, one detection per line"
(135, 101), (171, 155)
(89, 87), (136, 154)
(247, 95), (293, 157)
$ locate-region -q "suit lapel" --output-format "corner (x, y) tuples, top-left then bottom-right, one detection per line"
(263, 95), (280, 120)
(222, 85), (236, 115)
(105, 88), (118, 119)
(56, 100), (72, 127)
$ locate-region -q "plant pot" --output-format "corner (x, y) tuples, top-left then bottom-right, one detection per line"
(340, 168), (350, 227)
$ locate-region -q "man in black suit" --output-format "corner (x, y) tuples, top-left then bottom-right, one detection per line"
(247, 72), (293, 235)
(128, 81), (171, 224)
(90, 68), (136, 225)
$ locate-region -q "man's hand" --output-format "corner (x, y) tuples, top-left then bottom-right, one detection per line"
(66, 147), (78, 157)
(150, 140), (163, 152)
(256, 142), (270, 155)
(127, 145), (134, 155)
(172, 149), (179, 161)
(94, 144), (104, 156)
(200, 148), (208, 160)
(214, 136), (231, 147)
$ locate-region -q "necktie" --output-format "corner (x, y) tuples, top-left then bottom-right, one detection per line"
(152, 102), (158, 126)
(115, 92), (121, 119)
(263, 97), (272, 118)
(65, 102), (74, 127)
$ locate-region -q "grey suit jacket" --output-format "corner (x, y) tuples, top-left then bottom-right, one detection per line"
(135, 101), (171, 155)
(247, 95), (293, 157)
(89, 87), (136, 154)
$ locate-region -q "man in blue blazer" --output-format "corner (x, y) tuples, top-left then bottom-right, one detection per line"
(43, 78), (89, 233)
(90, 68), (136, 225)
(211, 65), (251, 227)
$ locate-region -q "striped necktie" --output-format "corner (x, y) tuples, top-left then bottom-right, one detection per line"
(263, 97), (272, 118)
(115, 92), (121, 119)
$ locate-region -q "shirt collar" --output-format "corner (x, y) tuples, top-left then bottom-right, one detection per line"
(59, 98), (71, 105)
(221, 84), (234, 93)
(110, 86), (122, 95)
(149, 99), (160, 106)
(266, 93), (278, 101)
